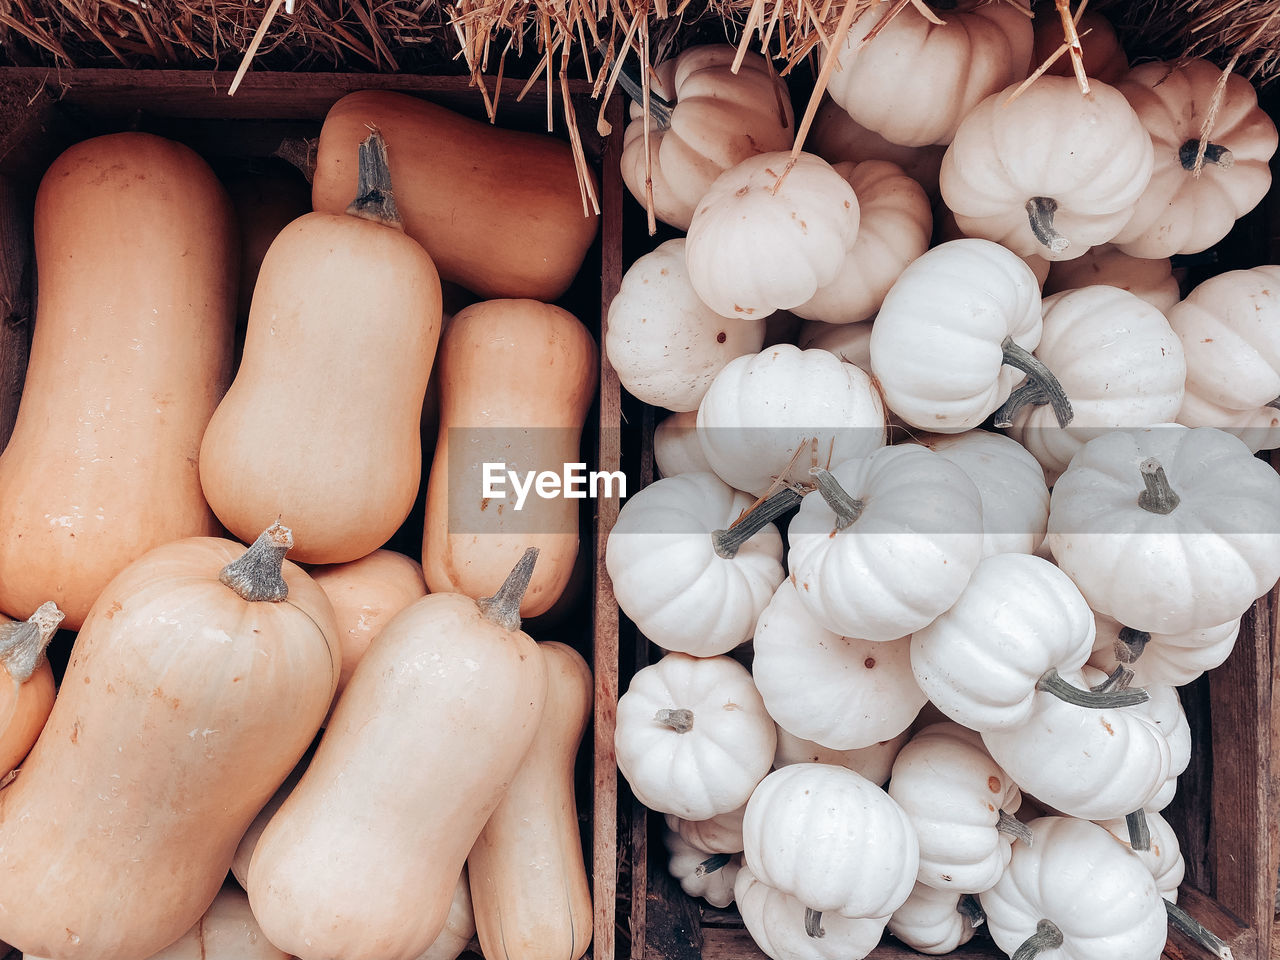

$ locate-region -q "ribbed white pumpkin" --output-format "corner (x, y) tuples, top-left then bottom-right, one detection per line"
(772, 725), (908, 786)
(796, 320), (873, 369)
(734, 864), (887, 960)
(808, 98), (947, 197)
(886, 883), (981, 955)
(1097, 810), (1186, 902)
(1042, 243), (1180, 313)
(664, 805), (745, 856)
(1087, 611), (1241, 688)
(1137, 680), (1192, 812)
(663, 827), (740, 908)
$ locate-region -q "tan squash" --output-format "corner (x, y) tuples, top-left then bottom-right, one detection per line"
(422, 300), (598, 617)
(468, 640), (593, 960)
(312, 90), (598, 302)
(200, 132), (442, 564)
(0, 603), (62, 778)
(247, 549), (548, 960)
(0, 523), (339, 960)
(309, 548), (428, 706)
(414, 870), (478, 960)
(230, 751), (310, 889)
(0, 132), (237, 629)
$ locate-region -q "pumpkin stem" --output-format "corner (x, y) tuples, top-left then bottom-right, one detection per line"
(1036, 667), (1150, 709)
(712, 487), (803, 559)
(477, 547), (540, 632)
(695, 853), (733, 877)
(1138, 458), (1181, 515)
(957, 894), (986, 929)
(1126, 808), (1152, 851)
(345, 128), (403, 229)
(608, 48), (674, 129)
(811, 468), (864, 530)
(219, 522), (293, 603)
(804, 908), (825, 939)
(1266, 395), (1280, 410)
(992, 380), (1048, 428)
(1000, 337), (1074, 428)
(1164, 898), (1235, 960)
(0, 601), (63, 683)
(1115, 627), (1151, 665)
(1090, 664), (1134, 693)
(1179, 139), (1235, 171)
(1012, 919), (1064, 960)
(997, 809), (1034, 847)
(654, 708), (694, 733)
(1025, 197), (1069, 255)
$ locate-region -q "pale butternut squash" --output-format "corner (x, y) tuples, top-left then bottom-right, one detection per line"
(0, 132), (237, 629)
(0, 602), (62, 778)
(312, 90), (598, 301)
(230, 751), (310, 889)
(0, 523), (339, 960)
(309, 548), (428, 705)
(247, 549), (548, 960)
(468, 640), (593, 960)
(423, 300), (597, 617)
(200, 132), (442, 564)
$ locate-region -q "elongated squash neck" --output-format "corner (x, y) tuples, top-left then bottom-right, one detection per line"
(0, 601), (63, 683)
(219, 522), (294, 602)
(477, 547), (540, 632)
(345, 129), (404, 231)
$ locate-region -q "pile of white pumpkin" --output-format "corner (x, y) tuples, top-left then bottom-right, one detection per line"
(604, 6), (1280, 960)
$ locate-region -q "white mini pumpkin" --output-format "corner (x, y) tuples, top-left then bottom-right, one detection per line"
(620, 45), (795, 231)
(696, 344), (886, 497)
(653, 411), (714, 478)
(615, 653), (777, 820)
(734, 863), (887, 960)
(606, 238), (766, 411)
(1097, 809), (1186, 903)
(1137, 680), (1192, 813)
(663, 827), (741, 908)
(1042, 243), (1180, 313)
(793, 161), (932, 326)
(686, 152), (859, 319)
(1046, 425), (1280, 633)
(796, 320), (873, 369)
(1088, 611), (1241, 688)
(743, 763), (919, 920)
(753, 578), (926, 750)
(809, 98), (946, 197)
(664, 805), (745, 856)
(788, 445), (985, 642)
(1031, 9), (1130, 85)
(887, 884), (982, 955)
(772, 725), (908, 786)
(606, 471), (785, 657)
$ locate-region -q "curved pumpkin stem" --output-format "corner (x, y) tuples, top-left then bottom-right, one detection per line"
(477, 546), (540, 632)
(1165, 898), (1235, 960)
(811, 468), (865, 530)
(0, 601), (64, 683)
(997, 809), (1034, 846)
(219, 522), (294, 603)
(609, 48), (675, 129)
(1013, 919), (1064, 960)
(345, 128), (403, 230)
(999, 338), (1074, 428)
(992, 380), (1048, 428)
(957, 894), (986, 929)
(1025, 197), (1069, 255)
(1138, 458), (1180, 515)
(711, 487), (802, 559)
(1266, 395), (1280, 410)
(804, 908), (825, 939)
(1179, 139), (1234, 171)
(1036, 667), (1149, 709)
(695, 853), (732, 877)
(1115, 627), (1151, 665)
(1126, 808), (1152, 852)
(1090, 664), (1134, 693)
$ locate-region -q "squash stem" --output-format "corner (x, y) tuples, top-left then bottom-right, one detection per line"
(1179, 139), (1235, 171)
(1115, 627), (1151, 665)
(1165, 898), (1234, 960)
(1090, 664), (1134, 693)
(0, 601), (63, 683)
(997, 809), (1034, 846)
(812, 468), (864, 531)
(1036, 667), (1150, 708)
(1025, 197), (1069, 254)
(219, 522), (293, 602)
(804, 908), (825, 939)
(1012, 919), (1064, 960)
(992, 380), (1048, 428)
(1126, 808), (1152, 851)
(1000, 337), (1074, 428)
(477, 547), (540, 632)
(712, 488), (803, 559)
(1138, 458), (1181, 515)
(695, 853), (733, 877)
(1266, 395), (1280, 410)
(655, 708), (694, 733)
(345, 128), (403, 229)
(957, 894), (986, 929)
(606, 45), (674, 129)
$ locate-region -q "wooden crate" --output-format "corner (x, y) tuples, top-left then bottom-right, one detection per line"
(0, 66), (626, 960)
(603, 87), (1280, 960)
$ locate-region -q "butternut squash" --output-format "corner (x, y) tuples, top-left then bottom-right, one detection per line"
(423, 300), (597, 617)
(230, 751), (310, 889)
(200, 132), (442, 564)
(468, 640), (593, 960)
(309, 548), (428, 706)
(0, 132), (237, 629)
(313, 90), (599, 302)
(0, 602), (62, 778)
(247, 548), (548, 960)
(416, 870), (479, 960)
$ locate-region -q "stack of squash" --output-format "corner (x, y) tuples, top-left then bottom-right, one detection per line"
(0, 90), (599, 960)
(607, 6), (1280, 960)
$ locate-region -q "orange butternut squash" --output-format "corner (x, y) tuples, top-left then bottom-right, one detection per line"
(200, 132), (442, 564)
(247, 548), (548, 960)
(0, 523), (339, 960)
(0, 132), (237, 629)
(468, 640), (593, 960)
(0, 602), (62, 778)
(423, 300), (598, 617)
(312, 90), (598, 302)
